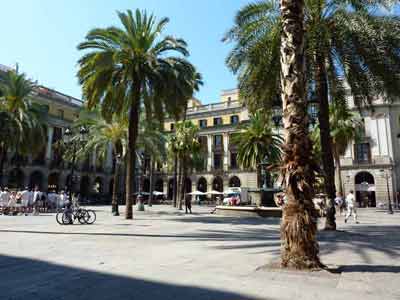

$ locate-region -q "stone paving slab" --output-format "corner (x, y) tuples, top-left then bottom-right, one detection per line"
(0, 205), (399, 300)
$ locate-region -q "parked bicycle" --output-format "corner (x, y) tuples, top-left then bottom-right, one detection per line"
(56, 205), (96, 225)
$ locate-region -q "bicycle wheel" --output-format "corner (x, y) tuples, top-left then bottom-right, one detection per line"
(56, 212), (64, 225)
(85, 210), (96, 224)
(62, 212), (73, 225)
(78, 209), (89, 224)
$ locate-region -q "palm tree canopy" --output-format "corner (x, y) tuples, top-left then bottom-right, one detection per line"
(224, 0), (400, 111)
(77, 9), (198, 122)
(232, 110), (283, 170)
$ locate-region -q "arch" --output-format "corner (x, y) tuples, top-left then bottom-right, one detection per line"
(212, 176), (223, 192)
(29, 170), (44, 190)
(355, 171), (376, 207)
(80, 175), (90, 198)
(155, 178), (163, 192)
(48, 172), (60, 192)
(8, 168), (24, 189)
(197, 177), (207, 192)
(167, 178), (174, 200)
(94, 177), (103, 194)
(229, 176), (241, 188)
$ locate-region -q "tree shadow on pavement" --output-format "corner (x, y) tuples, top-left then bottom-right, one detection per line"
(0, 254), (265, 300)
(336, 265), (400, 273)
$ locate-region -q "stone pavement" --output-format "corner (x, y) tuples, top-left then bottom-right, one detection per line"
(0, 205), (399, 300)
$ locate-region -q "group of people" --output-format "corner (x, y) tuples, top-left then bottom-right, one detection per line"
(335, 190), (359, 224)
(0, 186), (70, 216)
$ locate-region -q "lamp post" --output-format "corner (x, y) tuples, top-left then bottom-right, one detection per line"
(63, 126), (88, 203)
(307, 96), (319, 128)
(380, 168), (394, 214)
(112, 153), (121, 216)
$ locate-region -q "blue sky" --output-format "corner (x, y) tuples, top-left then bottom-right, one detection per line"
(0, 0), (250, 104)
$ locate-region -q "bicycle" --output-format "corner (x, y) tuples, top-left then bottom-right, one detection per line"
(56, 207), (89, 225)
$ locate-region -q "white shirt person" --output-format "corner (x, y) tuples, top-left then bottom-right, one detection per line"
(345, 190), (358, 223)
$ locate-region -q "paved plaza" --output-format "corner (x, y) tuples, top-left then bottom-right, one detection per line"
(0, 205), (399, 300)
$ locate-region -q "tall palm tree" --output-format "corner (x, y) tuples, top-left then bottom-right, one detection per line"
(279, 0), (322, 269)
(225, 0), (400, 230)
(0, 68), (47, 185)
(233, 110), (283, 187)
(77, 9), (197, 219)
(168, 121), (200, 210)
(312, 103), (362, 195)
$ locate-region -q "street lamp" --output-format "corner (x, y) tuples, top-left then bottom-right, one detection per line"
(380, 168), (394, 214)
(63, 126), (88, 203)
(272, 105), (283, 129)
(259, 158), (270, 189)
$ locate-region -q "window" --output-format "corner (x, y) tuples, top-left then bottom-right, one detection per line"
(230, 152), (238, 169)
(213, 117), (223, 126)
(58, 109), (64, 120)
(355, 143), (371, 163)
(170, 123), (174, 131)
(214, 154), (222, 169)
(230, 115), (239, 125)
(214, 135), (222, 147)
(199, 119), (207, 128)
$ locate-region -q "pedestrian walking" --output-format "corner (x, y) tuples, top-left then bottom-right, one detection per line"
(185, 194), (192, 214)
(345, 190), (359, 224)
(20, 187), (30, 215)
(335, 192), (344, 216)
(32, 186), (42, 216)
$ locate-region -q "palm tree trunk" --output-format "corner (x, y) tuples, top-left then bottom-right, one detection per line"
(315, 52), (336, 231)
(280, 0), (322, 269)
(111, 160), (119, 215)
(173, 153), (178, 207)
(148, 158), (155, 207)
(178, 156), (185, 210)
(334, 154), (344, 195)
(125, 85), (141, 220)
(0, 146), (6, 186)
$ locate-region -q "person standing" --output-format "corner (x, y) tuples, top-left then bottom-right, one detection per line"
(335, 192), (344, 216)
(20, 187), (30, 215)
(345, 190), (359, 224)
(0, 187), (10, 214)
(185, 194), (192, 214)
(32, 186), (42, 216)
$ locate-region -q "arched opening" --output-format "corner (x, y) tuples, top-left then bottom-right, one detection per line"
(355, 172), (376, 207)
(94, 177), (103, 194)
(197, 177), (207, 201)
(167, 178), (174, 200)
(212, 176), (223, 203)
(155, 178), (163, 192)
(8, 168), (24, 189)
(143, 178), (150, 193)
(212, 176), (223, 192)
(80, 176), (90, 198)
(48, 172), (60, 192)
(229, 176), (241, 187)
(30, 170), (44, 190)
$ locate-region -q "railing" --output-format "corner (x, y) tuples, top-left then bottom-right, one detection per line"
(34, 86), (84, 107)
(186, 100), (242, 114)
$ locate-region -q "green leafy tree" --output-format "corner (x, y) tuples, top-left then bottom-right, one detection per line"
(233, 110), (283, 187)
(77, 9), (198, 219)
(225, 0), (400, 230)
(0, 68), (47, 185)
(168, 121), (200, 210)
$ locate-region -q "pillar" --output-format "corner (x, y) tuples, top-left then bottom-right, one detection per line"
(45, 126), (54, 164)
(207, 135), (212, 171)
(223, 133), (229, 171)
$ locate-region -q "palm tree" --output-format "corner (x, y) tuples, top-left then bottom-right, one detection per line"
(233, 110), (282, 187)
(168, 121), (200, 210)
(77, 9), (197, 219)
(0, 68), (47, 185)
(225, 0), (400, 230)
(312, 103), (362, 195)
(279, 0), (322, 269)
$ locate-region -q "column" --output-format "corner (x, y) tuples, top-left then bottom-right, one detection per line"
(207, 135), (212, 171)
(45, 126), (54, 163)
(223, 133), (229, 171)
